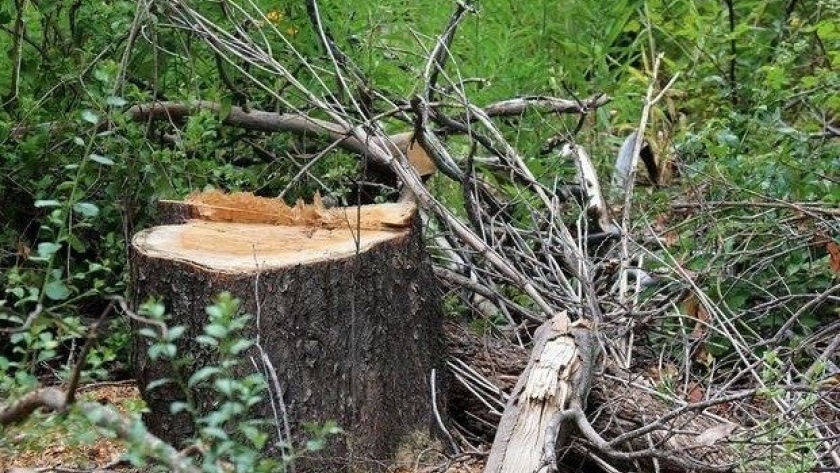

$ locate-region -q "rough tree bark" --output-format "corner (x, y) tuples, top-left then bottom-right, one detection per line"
(130, 191), (445, 472)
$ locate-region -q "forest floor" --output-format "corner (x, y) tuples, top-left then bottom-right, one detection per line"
(0, 382), (487, 473)
(1, 383), (139, 470)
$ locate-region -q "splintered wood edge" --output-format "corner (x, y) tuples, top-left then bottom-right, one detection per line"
(159, 192), (416, 231)
(132, 220), (411, 273)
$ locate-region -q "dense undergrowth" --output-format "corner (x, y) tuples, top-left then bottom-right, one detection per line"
(0, 0), (838, 470)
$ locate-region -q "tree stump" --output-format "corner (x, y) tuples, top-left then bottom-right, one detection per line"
(130, 191), (444, 471)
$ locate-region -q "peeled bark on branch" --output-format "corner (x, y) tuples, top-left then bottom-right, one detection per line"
(483, 313), (597, 473)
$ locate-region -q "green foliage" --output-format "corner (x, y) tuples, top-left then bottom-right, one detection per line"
(0, 390), (146, 465)
(0, 0), (837, 468)
(131, 293), (340, 472)
(740, 350), (823, 473)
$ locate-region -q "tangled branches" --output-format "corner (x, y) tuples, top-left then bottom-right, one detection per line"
(116, 0), (840, 471)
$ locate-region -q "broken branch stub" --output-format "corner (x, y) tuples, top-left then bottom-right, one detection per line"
(483, 313), (597, 473)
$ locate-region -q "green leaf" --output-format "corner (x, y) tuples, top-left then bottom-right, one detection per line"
(167, 325), (186, 341)
(306, 439), (325, 452)
(106, 96), (127, 107)
(229, 339), (253, 355)
(93, 68), (110, 83)
(44, 280), (71, 301)
(170, 401), (190, 414)
(146, 378), (172, 392)
(204, 324), (228, 339)
(323, 420), (343, 435)
(196, 335), (219, 346)
(214, 378), (235, 396)
(89, 154), (115, 166)
(149, 343), (174, 360)
(205, 305), (223, 319)
(161, 343), (176, 358)
(189, 366), (221, 387)
(202, 426), (229, 440)
(73, 202), (100, 218)
(37, 242), (61, 259)
(239, 424), (268, 448)
(816, 21), (838, 40)
(34, 200), (61, 208)
(219, 95), (233, 121)
(138, 328), (157, 339)
(623, 19), (641, 33)
(67, 233), (87, 253)
(81, 109), (100, 124)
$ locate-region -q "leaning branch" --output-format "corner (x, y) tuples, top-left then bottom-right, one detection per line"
(483, 313), (598, 473)
(123, 95), (608, 164)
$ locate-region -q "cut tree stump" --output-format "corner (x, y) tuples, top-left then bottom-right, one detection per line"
(130, 191), (444, 471)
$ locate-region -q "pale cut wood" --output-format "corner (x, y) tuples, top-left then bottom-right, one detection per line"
(137, 191), (418, 272)
(484, 312), (589, 473)
(390, 131), (437, 177)
(133, 221), (409, 273)
(176, 190), (415, 230)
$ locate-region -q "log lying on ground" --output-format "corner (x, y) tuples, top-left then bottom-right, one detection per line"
(445, 323), (750, 473)
(131, 191), (444, 472)
(483, 313), (597, 473)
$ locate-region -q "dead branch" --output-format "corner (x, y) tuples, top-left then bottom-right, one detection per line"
(423, 0), (474, 102)
(671, 199), (840, 218)
(481, 94), (609, 117)
(122, 96), (607, 186)
(125, 100), (394, 163)
(483, 313), (597, 473)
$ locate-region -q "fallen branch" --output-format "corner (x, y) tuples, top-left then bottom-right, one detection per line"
(481, 94), (609, 117)
(445, 323), (760, 473)
(483, 313), (597, 473)
(124, 94), (608, 148)
(126, 100), (395, 165)
(671, 200), (840, 218)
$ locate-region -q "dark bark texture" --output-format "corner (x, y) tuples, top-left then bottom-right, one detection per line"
(130, 218), (445, 471)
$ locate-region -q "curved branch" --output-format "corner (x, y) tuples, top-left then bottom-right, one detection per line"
(124, 95), (610, 178)
(126, 100), (396, 167)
